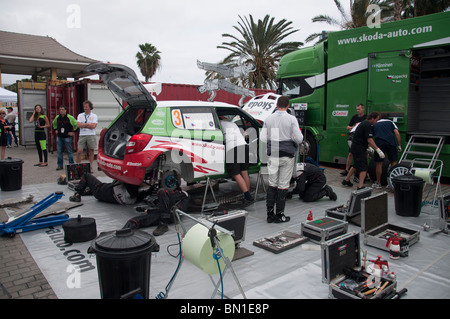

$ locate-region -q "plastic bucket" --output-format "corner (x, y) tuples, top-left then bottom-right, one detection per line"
(88, 228), (157, 299)
(392, 174), (425, 217)
(0, 157), (23, 191)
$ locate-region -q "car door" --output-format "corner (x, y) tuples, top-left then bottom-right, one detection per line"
(169, 106), (226, 180)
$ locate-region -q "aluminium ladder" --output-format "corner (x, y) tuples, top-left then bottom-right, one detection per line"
(399, 134), (445, 170)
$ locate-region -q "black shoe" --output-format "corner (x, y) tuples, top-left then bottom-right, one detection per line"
(56, 167), (63, 171)
(357, 186), (366, 190)
(274, 213), (290, 223)
(342, 179), (353, 187)
(69, 193), (81, 202)
(153, 223), (168, 236)
(242, 198), (255, 207)
(324, 185), (337, 201)
(339, 170), (348, 176)
(267, 213), (275, 223)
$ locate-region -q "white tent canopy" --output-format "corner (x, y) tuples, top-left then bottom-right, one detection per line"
(0, 87), (17, 103)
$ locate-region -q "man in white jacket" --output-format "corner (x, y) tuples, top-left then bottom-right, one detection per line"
(260, 96), (303, 223)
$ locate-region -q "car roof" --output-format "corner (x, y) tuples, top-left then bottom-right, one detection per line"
(155, 100), (239, 108)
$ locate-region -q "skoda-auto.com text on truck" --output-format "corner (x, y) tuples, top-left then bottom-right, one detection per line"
(277, 11), (450, 178)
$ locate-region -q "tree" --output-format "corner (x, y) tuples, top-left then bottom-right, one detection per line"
(136, 43), (161, 82)
(401, 0), (450, 18)
(306, 0), (392, 42)
(214, 14), (302, 90)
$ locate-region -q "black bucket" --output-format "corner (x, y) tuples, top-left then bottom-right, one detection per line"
(88, 228), (157, 299)
(0, 157), (23, 191)
(392, 174), (425, 217)
(63, 215), (97, 243)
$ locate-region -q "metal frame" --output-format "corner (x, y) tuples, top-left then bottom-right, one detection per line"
(0, 192), (69, 237)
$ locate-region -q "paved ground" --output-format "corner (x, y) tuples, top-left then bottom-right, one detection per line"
(0, 145), (448, 299)
(0, 146), (105, 299)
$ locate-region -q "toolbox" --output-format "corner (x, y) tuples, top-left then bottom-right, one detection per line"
(321, 232), (398, 299)
(326, 188), (372, 221)
(66, 163), (91, 181)
(301, 216), (348, 244)
(253, 230), (309, 254)
(205, 210), (248, 245)
(437, 193), (450, 234)
(361, 192), (420, 253)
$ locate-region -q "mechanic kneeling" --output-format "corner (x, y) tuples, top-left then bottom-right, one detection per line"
(288, 163), (337, 202)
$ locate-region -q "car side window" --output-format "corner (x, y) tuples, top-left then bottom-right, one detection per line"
(171, 107), (218, 130)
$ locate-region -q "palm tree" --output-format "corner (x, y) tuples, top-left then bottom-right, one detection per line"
(401, 0), (450, 18)
(306, 0), (392, 42)
(214, 14), (302, 90)
(136, 43), (161, 82)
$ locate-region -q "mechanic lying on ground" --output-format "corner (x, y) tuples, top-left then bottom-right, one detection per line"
(288, 163), (338, 202)
(69, 173), (149, 204)
(123, 187), (189, 236)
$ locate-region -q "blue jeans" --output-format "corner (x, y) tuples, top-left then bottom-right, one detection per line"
(57, 136), (74, 168)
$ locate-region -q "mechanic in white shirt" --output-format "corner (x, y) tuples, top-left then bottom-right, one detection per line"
(220, 116), (254, 206)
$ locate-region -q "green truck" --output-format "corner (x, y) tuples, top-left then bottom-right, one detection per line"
(277, 11), (450, 178)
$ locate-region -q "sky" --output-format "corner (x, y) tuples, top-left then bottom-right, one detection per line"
(0, 0), (342, 86)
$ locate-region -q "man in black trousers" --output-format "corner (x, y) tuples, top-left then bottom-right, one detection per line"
(288, 163), (337, 202)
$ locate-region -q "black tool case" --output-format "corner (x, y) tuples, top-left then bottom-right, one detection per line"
(361, 192), (420, 252)
(206, 210), (248, 244)
(321, 232), (397, 299)
(326, 188), (372, 221)
(301, 216), (348, 244)
(66, 163), (91, 181)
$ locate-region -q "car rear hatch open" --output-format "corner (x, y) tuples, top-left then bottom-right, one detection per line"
(84, 62), (157, 159)
(85, 62), (156, 109)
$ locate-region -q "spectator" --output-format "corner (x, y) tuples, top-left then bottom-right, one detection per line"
(28, 104), (50, 167)
(76, 100), (98, 170)
(5, 107), (18, 147)
(0, 109), (11, 160)
(53, 105), (77, 170)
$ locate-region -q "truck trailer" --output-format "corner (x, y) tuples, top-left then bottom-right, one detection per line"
(277, 11), (450, 177)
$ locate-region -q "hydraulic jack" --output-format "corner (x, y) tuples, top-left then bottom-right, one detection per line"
(0, 192), (69, 238)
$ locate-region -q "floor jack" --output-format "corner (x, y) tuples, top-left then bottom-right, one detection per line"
(0, 192), (69, 238)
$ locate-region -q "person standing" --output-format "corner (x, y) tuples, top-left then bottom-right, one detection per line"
(28, 104), (50, 167)
(260, 96), (303, 223)
(76, 100), (98, 170)
(342, 112), (384, 189)
(0, 109), (11, 160)
(53, 105), (78, 170)
(372, 113), (402, 188)
(5, 107), (18, 147)
(341, 104), (366, 176)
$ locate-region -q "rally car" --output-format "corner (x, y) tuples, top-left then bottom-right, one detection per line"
(85, 62), (263, 190)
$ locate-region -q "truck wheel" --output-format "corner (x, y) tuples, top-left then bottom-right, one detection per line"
(299, 132), (317, 160)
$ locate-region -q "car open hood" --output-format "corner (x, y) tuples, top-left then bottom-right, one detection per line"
(84, 62), (156, 109)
